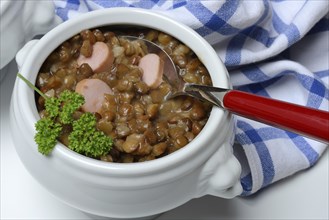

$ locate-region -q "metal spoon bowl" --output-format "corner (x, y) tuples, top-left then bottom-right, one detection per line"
(122, 36), (329, 143)
(121, 36), (185, 93)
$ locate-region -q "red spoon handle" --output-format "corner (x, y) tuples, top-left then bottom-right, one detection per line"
(223, 90), (329, 143)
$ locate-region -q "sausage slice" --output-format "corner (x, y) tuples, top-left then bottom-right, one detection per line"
(77, 42), (114, 73)
(138, 53), (164, 89)
(75, 78), (113, 114)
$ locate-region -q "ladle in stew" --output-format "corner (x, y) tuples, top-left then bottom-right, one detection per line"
(124, 36), (329, 143)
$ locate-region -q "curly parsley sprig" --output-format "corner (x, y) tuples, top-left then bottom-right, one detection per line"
(17, 73), (112, 157)
(69, 113), (113, 158)
(34, 118), (62, 155)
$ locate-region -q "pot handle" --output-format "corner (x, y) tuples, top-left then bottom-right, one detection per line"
(16, 40), (39, 71)
(196, 141), (243, 199)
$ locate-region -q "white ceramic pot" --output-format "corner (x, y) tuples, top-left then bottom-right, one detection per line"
(0, 0), (61, 71)
(10, 8), (242, 219)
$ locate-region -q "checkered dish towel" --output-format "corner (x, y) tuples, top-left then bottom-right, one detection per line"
(54, 0), (329, 196)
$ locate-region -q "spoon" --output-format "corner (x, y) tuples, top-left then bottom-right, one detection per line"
(123, 36), (329, 143)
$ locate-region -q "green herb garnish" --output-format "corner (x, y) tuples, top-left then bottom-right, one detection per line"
(34, 118), (62, 155)
(17, 73), (113, 157)
(58, 90), (85, 124)
(69, 113), (113, 158)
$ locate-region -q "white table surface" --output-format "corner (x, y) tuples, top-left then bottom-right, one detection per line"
(1, 60), (328, 220)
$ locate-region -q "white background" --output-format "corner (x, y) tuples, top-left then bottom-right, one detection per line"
(1, 60), (328, 219)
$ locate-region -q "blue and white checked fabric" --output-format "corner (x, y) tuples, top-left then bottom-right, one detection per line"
(53, 0), (329, 196)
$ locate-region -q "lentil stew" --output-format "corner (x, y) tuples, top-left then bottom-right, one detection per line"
(36, 27), (213, 163)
